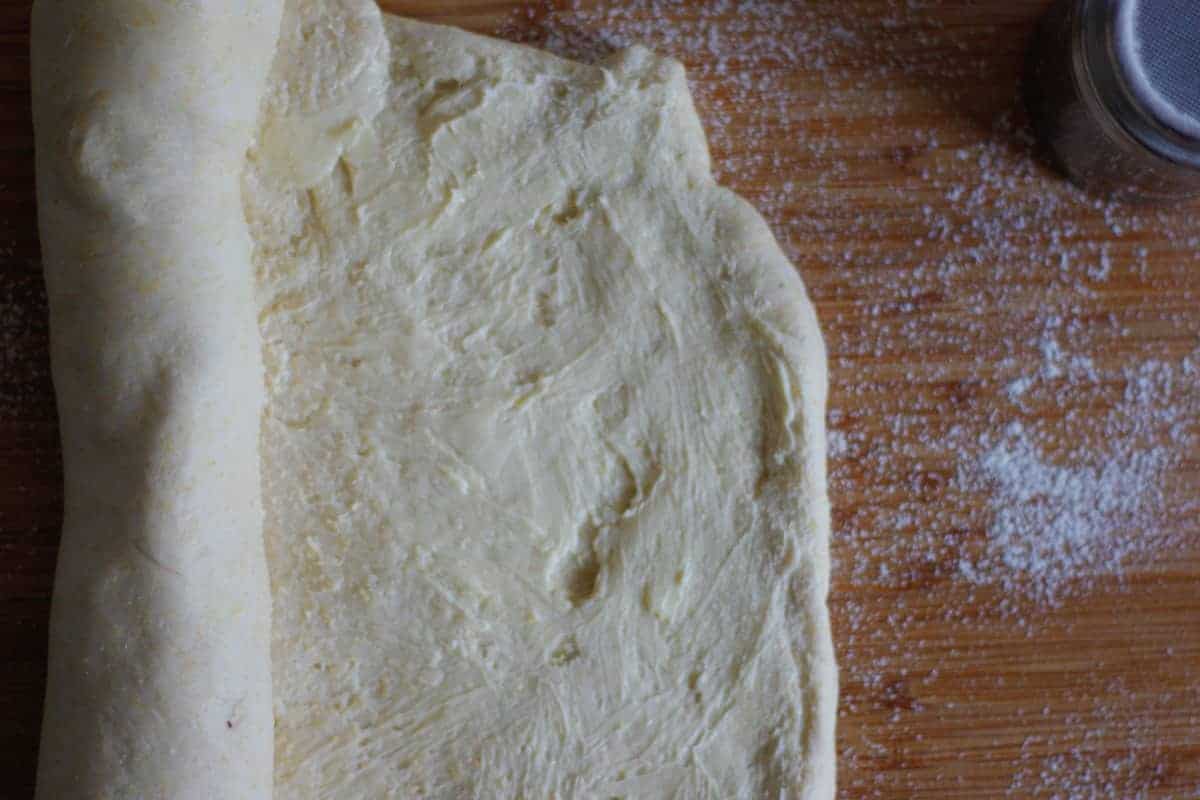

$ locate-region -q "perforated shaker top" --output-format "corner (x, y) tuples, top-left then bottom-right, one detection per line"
(1115, 0), (1200, 139)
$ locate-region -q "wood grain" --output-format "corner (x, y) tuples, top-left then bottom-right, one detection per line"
(3, 1), (1198, 798)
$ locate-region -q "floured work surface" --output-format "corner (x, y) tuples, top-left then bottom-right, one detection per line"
(247, 1), (833, 796)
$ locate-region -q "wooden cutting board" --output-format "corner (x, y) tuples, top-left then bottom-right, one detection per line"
(2, 2), (1198, 798)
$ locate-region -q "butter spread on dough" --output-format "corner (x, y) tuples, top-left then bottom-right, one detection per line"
(247, 2), (835, 798)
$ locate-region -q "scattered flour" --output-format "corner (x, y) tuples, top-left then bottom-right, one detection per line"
(961, 419), (1171, 604)
(0, 251), (50, 419)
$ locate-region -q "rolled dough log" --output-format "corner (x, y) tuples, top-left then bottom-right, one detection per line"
(33, 0), (836, 798)
(32, 2), (283, 798)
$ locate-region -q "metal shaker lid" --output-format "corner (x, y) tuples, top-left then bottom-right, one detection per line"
(1114, 0), (1200, 140)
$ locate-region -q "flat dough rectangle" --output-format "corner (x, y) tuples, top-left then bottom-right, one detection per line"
(32, 1), (836, 798)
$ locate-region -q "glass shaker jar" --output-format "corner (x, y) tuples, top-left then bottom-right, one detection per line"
(1025, 0), (1200, 201)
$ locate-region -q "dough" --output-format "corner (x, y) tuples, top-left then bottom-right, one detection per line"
(249, 2), (835, 797)
(31, 2), (283, 797)
(33, 0), (835, 798)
